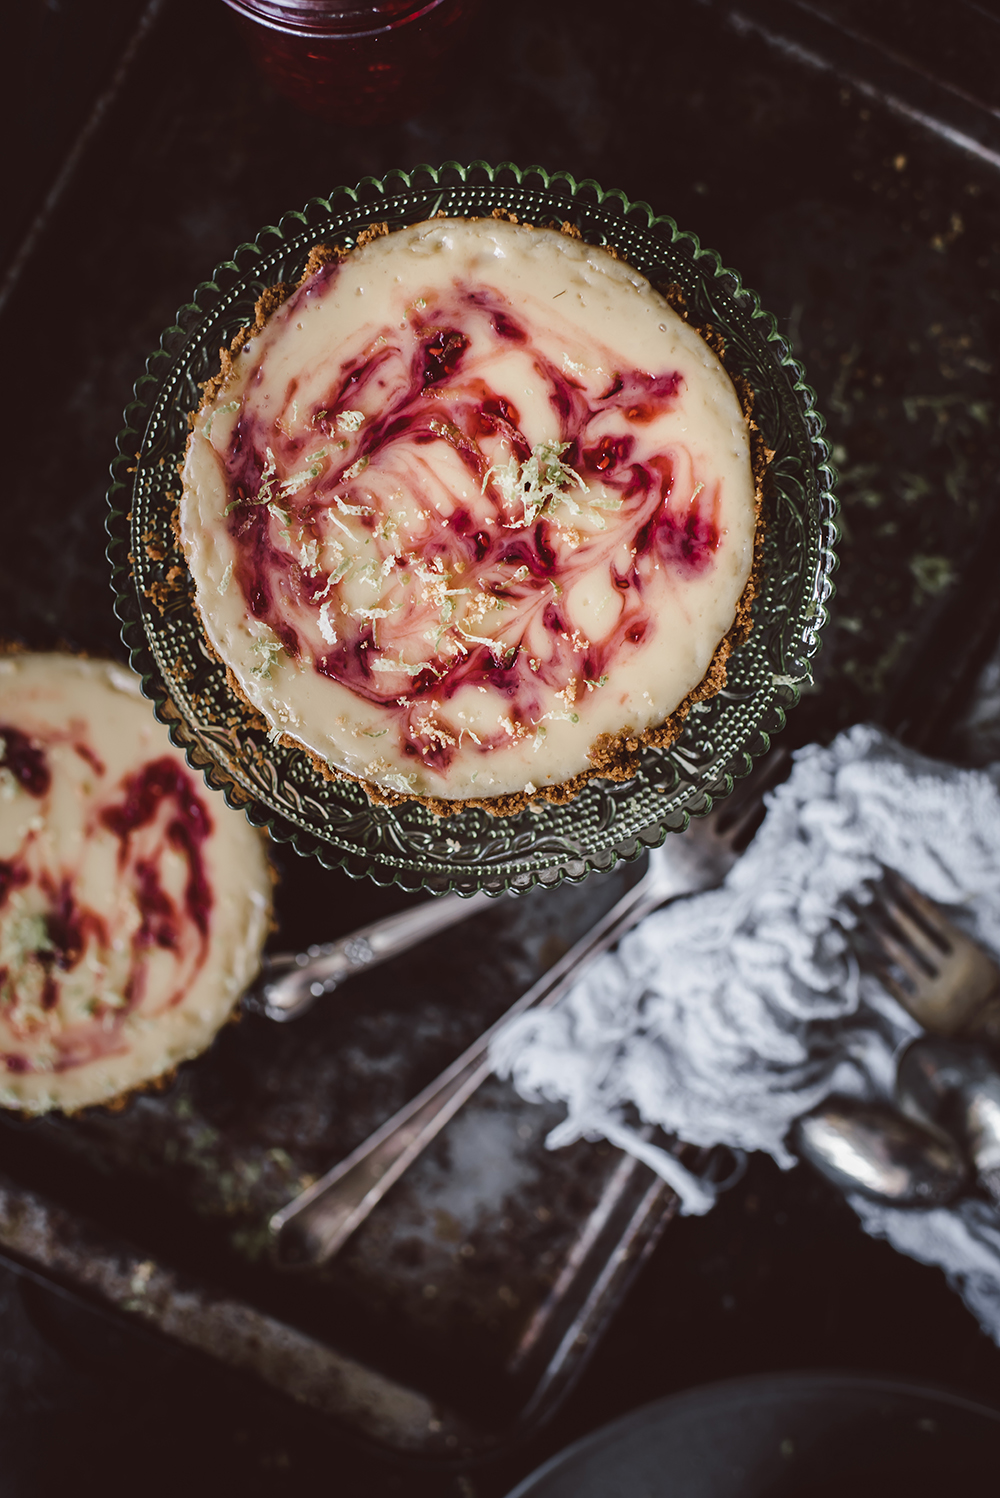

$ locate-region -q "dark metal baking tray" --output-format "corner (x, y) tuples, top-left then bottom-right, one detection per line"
(0, 860), (725, 1456)
(2, 0), (1000, 1466)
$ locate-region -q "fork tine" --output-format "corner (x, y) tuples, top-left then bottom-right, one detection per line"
(873, 887), (947, 970)
(862, 916), (928, 988)
(872, 962), (917, 1007)
(856, 892), (934, 988)
(853, 870), (1000, 1035)
(882, 868), (953, 949)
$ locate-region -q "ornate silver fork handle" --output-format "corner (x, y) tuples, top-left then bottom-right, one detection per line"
(267, 754), (790, 1270)
(269, 748), (790, 1271)
(244, 889), (496, 1021)
(270, 873), (671, 1270)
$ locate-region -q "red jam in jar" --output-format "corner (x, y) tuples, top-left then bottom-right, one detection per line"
(224, 0), (476, 123)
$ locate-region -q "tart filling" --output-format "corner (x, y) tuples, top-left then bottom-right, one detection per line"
(0, 654), (271, 1113)
(181, 217), (759, 807)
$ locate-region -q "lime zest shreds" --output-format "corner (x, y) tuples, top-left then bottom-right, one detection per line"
(428, 417), (466, 446)
(371, 657), (435, 677)
(204, 399), (240, 440)
(334, 494), (373, 517)
(423, 596), (455, 653)
(336, 410), (365, 434)
(257, 448), (278, 505)
(5, 914), (53, 966)
(456, 626), (516, 665)
(298, 535), (320, 574)
(250, 628), (283, 680)
(483, 439), (587, 526)
(328, 512), (355, 542)
(342, 454), (370, 480)
(223, 447), (278, 515)
(584, 674), (609, 691)
(328, 557), (353, 586)
(218, 561), (233, 597)
(375, 515), (400, 553)
(380, 768), (419, 794)
(280, 450), (328, 498)
(317, 601), (337, 645)
(456, 625), (505, 653)
(361, 728), (388, 738)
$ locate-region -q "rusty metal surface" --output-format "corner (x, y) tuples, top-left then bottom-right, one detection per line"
(0, 1175), (450, 1449)
(0, 861), (682, 1453)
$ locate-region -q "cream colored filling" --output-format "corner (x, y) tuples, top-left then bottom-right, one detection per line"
(0, 655), (270, 1113)
(182, 218), (756, 801)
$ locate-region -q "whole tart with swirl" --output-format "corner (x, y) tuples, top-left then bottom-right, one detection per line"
(180, 216), (764, 816)
(0, 654), (271, 1113)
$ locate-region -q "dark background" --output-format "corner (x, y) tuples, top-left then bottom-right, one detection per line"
(3, 0), (1000, 1493)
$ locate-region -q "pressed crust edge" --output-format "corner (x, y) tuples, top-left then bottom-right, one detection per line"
(183, 221), (770, 820)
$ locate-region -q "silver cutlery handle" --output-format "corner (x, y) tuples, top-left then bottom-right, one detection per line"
(271, 873), (665, 1269)
(255, 888), (496, 1020)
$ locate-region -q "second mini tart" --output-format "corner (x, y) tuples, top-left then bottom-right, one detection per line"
(181, 215), (762, 816)
(0, 653), (272, 1113)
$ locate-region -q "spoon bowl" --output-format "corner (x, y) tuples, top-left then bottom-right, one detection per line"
(791, 1096), (969, 1207)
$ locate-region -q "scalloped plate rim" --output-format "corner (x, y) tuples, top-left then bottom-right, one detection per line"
(106, 161), (837, 895)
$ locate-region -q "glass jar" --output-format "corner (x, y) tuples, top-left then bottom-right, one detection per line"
(223, 0), (477, 124)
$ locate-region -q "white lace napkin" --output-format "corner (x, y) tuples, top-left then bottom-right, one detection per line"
(491, 725), (1000, 1342)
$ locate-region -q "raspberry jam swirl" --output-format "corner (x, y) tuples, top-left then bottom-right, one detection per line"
(0, 732), (213, 1081)
(182, 219), (757, 801)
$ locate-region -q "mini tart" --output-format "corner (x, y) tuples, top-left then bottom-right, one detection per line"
(0, 654), (271, 1113)
(180, 217), (762, 815)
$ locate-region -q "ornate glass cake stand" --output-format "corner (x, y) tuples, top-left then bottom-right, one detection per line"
(107, 161), (837, 895)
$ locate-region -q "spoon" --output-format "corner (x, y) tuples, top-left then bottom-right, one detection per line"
(790, 1095), (968, 1207)
(897, 1036), (1000, 1205)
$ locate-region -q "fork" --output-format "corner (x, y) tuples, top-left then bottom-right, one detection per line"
(269, 746), (791, 1271)
(853, 869), (1000, 1207)
(853, 867), (1000, 1039)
